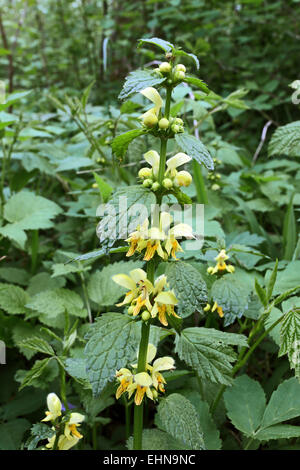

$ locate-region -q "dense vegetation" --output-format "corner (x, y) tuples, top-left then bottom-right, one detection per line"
(0, 0), (300, 451)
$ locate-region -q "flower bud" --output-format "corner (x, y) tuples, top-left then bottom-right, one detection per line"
(159, 118), (169, 130)
(211, 184), (221, 191)
(152, 182), (160, 191)
(207, 267), (214, 274)
(176, 64), (186, 72)
(143, 113), (158, 128)
(174, 70), (185, 81)
(152, 389), (158, 399)
(92, 183), (98, 189)
(171, 124), (180, 133)
(175, 170), (192, 187)
(162, 178), (173, 189)
(203, 303), (211, 312)
(138, 167), (152, 179)
(141, 310), (151, 321)
(153, 68), (163, 77)
(174, 117), (184, 126)
(159, 62), (171, 73)
(143, 178), (153, 188)
(227, 265), (235, 273)
(128, 306), (135, 315)
(216, 173), (221, 180)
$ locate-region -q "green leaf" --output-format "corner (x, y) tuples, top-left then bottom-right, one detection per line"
(224, 375), (266, 436)
(0, 284), (30, 314)
(138, 37), (174, 52)
(184, 76), (209, 94)
(96, 185), (156, 249)
(254, 278), (267, 307)
(283, 194), (297, 260)
(127, 429), (185, 450)
(118, 69), (165, 100)
(111, 129), (145, 159)
(173, 50), (200, 69)
(211, 275), (250, 326)
(180, 390), (222, 450)
(156, 393), (205, 450)
(175, 133), (214, 170)
(93, 173), (113, 203)
(87, 260), (143, 307)
(165, 261), (207, 318)
(261, 377), (300, 428)
(26, 423), (55, 450)
(0, 419), (30, 450)
(84, 313), (137, 396)
(17, 337), (55, 356)
(255, 424), (300, 441)
(272, 261), (300, 295)
(175, 327), (243, 385)
(266, 259), (278, 301)
(279, 305), (300, 380)
(0, 191), (62, 249)
(268, 121), (300, 157)
(19, 357), (53, 390)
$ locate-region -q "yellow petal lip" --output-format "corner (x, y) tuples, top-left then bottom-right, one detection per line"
(140, 87), (163, 112)
(166, 152), (192, 170)
(146, 343), (157, 364)
(153, 356), (175, 372)
(112, 274), (136, 290)
(155, 290), (178, 305)
(68, 412), (85, 425)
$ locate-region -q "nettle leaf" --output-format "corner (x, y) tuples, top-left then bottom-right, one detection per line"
(96, 185), (156, 249)
(111, 129), (146, 159)
(260, 377), (300, 428)
(175, 133), (214, 170)
(17, 337), (55, 356)
(138, 37), (174, 52)
(0, 191), (62, 248)
(19, 357), (54, 390)
(26, 423), (55, 450)
(84, 313), (137, 396)
(0, 419), (30, 450)
(268, 121), (300, 157)
(174, 50), (200, 69)
(87, 260), (143, 307)
(184, 76), (209, 94)
(175, 327), (244, 385)
(93, 173), (113, 203)
(118, 69), (165, 100)
(255, 424), (300, 441)
(0, 284), (30, 315)
(156, 393), (205, 450)
(165, 261), (207, 318)
(279, 304), (300, 379)
(127, 429), (185, 450)
(224, 375), (266, 437)
(180, 390), (222, 450)
(210, 275), (250, 326)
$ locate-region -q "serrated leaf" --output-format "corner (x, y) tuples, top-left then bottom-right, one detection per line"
(175, 327), (239, 385)
(84, 313), (137, 396)
(267, 259), (278, 301)
(279, 306), (300, 380)
(175, 133), (214, 170)
(118, 69), (165, 100)
(268, 121), (300, 157)
(224, 375), (266, 436)
(138, 37), (174, 52)
(127, 429), (185, 450)
(111, 129), (145, 160)
(17, 337), (54, 356)
(0, 419), (30, 450)
(96, 185), (156, 249)
(211, 275), (250, 326)
(254, 278), (267, 307)
(87, 260), (143, 307)
(255, 424), (300, 441)
(0, 284), (30, 314)
(173, 50), (200, 69)
(260, 377), (300, 428)
(165, 261), (207, 318)
(19, 357), (53, 390)
(156, 393), (205, 450)
(184, 76), (209, 94)
(93, 173), (113, 203)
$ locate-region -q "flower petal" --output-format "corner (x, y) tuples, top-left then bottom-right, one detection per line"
(140, 87), (163, 112)
(129, 268), (147, 284)
(144, 150), (160, 176)
(134, 372), (153, 387)
(155, 291), (178, 305)
(112, 274), (136, 290)
(153, 356), (175, 372)
(166, 152), (192, 170)
(146, 343), (157, 364)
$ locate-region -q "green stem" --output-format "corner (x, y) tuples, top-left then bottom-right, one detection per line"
(123, 395), (131, 440)
(60, 364), (69, 412)
(210, 313), (285, 415)
(79, 271), (93, 323)
(157, 86), (172, 185)
(92, 423), (98, 450)
(192, 160), (208, 204)
(133, 260), (154, 450)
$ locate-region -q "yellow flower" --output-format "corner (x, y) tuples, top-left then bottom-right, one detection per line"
(127, 372), (154, 405)
(207, 249), (235, 275)
(212, 301), (224, 318)
(144, 344), (175, 393)
(151, 288), (179, 326)
(143, 150), (160, 178)
(46, 434), (80, 451)
(125, 219), (149, 257)
(112, 268), (153, 316)
(140, 87), (163, 124)
(64, 412), (85, 440)
(165, 152), (192, 178)
(115, 368), (133, 399)
(41, 393), (62, 422)
(164, 222), (194, 260)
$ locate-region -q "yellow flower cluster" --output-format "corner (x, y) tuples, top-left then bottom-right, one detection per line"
(126, 212), (194, 261)
(41, 393), (85, 451)
(115, 344), (175, 406)
(207, 249), (235, 275)
(112, 268), (179, 326)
